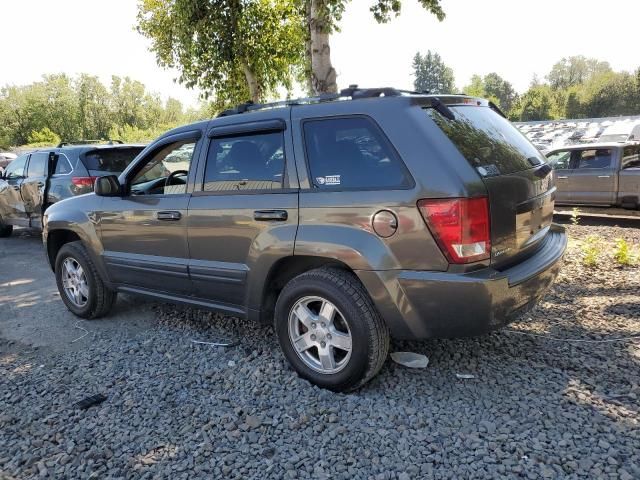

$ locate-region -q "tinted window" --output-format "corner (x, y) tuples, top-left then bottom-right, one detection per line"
(303, 117), (410, 189)
(54, 154), (73, 174)
(427, 106), (545, 175)
(546, 150), (571, 170)
(27, 152), (48, 177)
(131, 140), (195, 195)
(576, 149), (612, 169)
(4, 155), (27, 179)
(204, 132), (285, 192)
(82, 147), (144, 174)
(622, 146), (640, 169)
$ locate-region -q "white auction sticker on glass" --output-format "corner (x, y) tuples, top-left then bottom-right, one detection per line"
(316, 175), (341, 186)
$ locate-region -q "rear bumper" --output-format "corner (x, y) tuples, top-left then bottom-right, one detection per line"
(357, 224), (567, 339)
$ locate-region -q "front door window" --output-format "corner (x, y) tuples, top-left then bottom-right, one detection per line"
(130, 140), (196, 195)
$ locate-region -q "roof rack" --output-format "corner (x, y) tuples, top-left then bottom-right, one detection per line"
(57, 139), (124, 148)
(217, 85), (421, 118)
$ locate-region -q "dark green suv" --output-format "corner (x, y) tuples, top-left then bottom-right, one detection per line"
(43, 88), (566, 391)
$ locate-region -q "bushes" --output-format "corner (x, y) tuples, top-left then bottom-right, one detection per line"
(580, 235), (638, 267)
(27, 128), (60, 147)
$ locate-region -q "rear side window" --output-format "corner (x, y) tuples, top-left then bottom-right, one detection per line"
(303, 117), (411, 189)
(426, 106), (545, 176)
(576, 149), (612, 169)
(27, 152), (48, 177)
(204, 132), (285, 192)
(81, 147), (144, 174)
(54, 154), (73, 174)
(622, 146), (640, 169)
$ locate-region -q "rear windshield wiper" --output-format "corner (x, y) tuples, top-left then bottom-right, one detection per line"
(429, 97), (456, 120)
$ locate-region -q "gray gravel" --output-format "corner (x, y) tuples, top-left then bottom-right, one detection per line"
(1, 222), (639, 479)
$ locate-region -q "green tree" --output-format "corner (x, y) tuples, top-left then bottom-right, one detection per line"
(580, 71), (638, 117)
(483, 73), (517, 113)
(0, 73), (210, 147)
(76, 74), (111, 139)
(137, 0), (306, 105)
(306, 0), (445, 94)
(463, 73), (517, 113)
(412, 50), (455, 94)
(27, 127), (61, 146)
(510, 85), (557, 121)
(547, 56), (611, 90)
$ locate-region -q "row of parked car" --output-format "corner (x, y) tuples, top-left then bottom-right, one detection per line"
(517, 117), (640, 153)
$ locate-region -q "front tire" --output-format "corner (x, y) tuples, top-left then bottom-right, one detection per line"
(55, 241), (116, 319)
(274, 268), (389, 392)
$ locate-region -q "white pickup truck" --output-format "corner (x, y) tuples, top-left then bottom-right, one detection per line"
(546, 142), (640, 209)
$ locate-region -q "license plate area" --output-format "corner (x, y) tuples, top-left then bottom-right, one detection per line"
(515, 188), (555, 248)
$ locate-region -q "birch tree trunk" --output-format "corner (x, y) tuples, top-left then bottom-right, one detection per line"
(242, 62), (261, 103)
(308, 0), (338, 95)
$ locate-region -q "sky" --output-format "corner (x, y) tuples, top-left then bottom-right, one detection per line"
(1, 0), (639, 107)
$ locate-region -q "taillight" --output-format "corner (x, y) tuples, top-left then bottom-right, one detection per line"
(71, 176), (97, 189)
(417, 197), (491, 264)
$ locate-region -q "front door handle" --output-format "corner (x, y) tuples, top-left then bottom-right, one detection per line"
(254, 210), (288, 221)
(557, 176), (568, 179)
(597, 175), (611, 178)
(157, 211), (182, 221)
(37, 182), (45, 188)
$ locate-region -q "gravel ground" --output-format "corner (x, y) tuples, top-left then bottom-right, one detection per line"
(1, 223), (639, 479)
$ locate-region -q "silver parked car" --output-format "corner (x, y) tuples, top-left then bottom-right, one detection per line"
(546, 142), (640, 208)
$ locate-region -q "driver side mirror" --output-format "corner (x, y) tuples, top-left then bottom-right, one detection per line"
(94, 175), (121, 196)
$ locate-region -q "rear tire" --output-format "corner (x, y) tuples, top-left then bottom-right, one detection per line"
(55, 241), (116, 319)
(274, 267), (389, 392)
(0, 221), (12, 238)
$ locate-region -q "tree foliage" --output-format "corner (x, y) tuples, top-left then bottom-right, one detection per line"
(412, 50), (455, 94)
(0, 74), (208, 148)
(510, 60), (640, 121)
(546, 56), (612, 90)
(137, 0), (306, 105)
(462, 73), (517, 113)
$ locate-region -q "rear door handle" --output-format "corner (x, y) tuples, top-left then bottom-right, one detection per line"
(37, 182), (44, 187)
(254, 210), (288, 221)
(157, 211), (182, 221)
(597, 175), (611, 178)
(557, 176), (568, 179)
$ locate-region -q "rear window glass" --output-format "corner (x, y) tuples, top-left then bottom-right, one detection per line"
(81, 147), (144, 173)
(303, 117), (411, 189)
(622, 146), (640, 169)
(426, 106), (545, 176)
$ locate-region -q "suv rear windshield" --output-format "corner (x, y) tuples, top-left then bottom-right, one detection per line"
(81, 147), (144, 174)
(426, 106), (545, 176)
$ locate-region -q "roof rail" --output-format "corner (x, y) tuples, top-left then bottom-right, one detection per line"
(216, 85), (410, 118)
(56, 139), (124, 148)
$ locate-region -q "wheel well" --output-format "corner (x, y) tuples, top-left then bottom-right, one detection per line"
(259, 256), (353, 324)
(47, 230), (81, 270)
